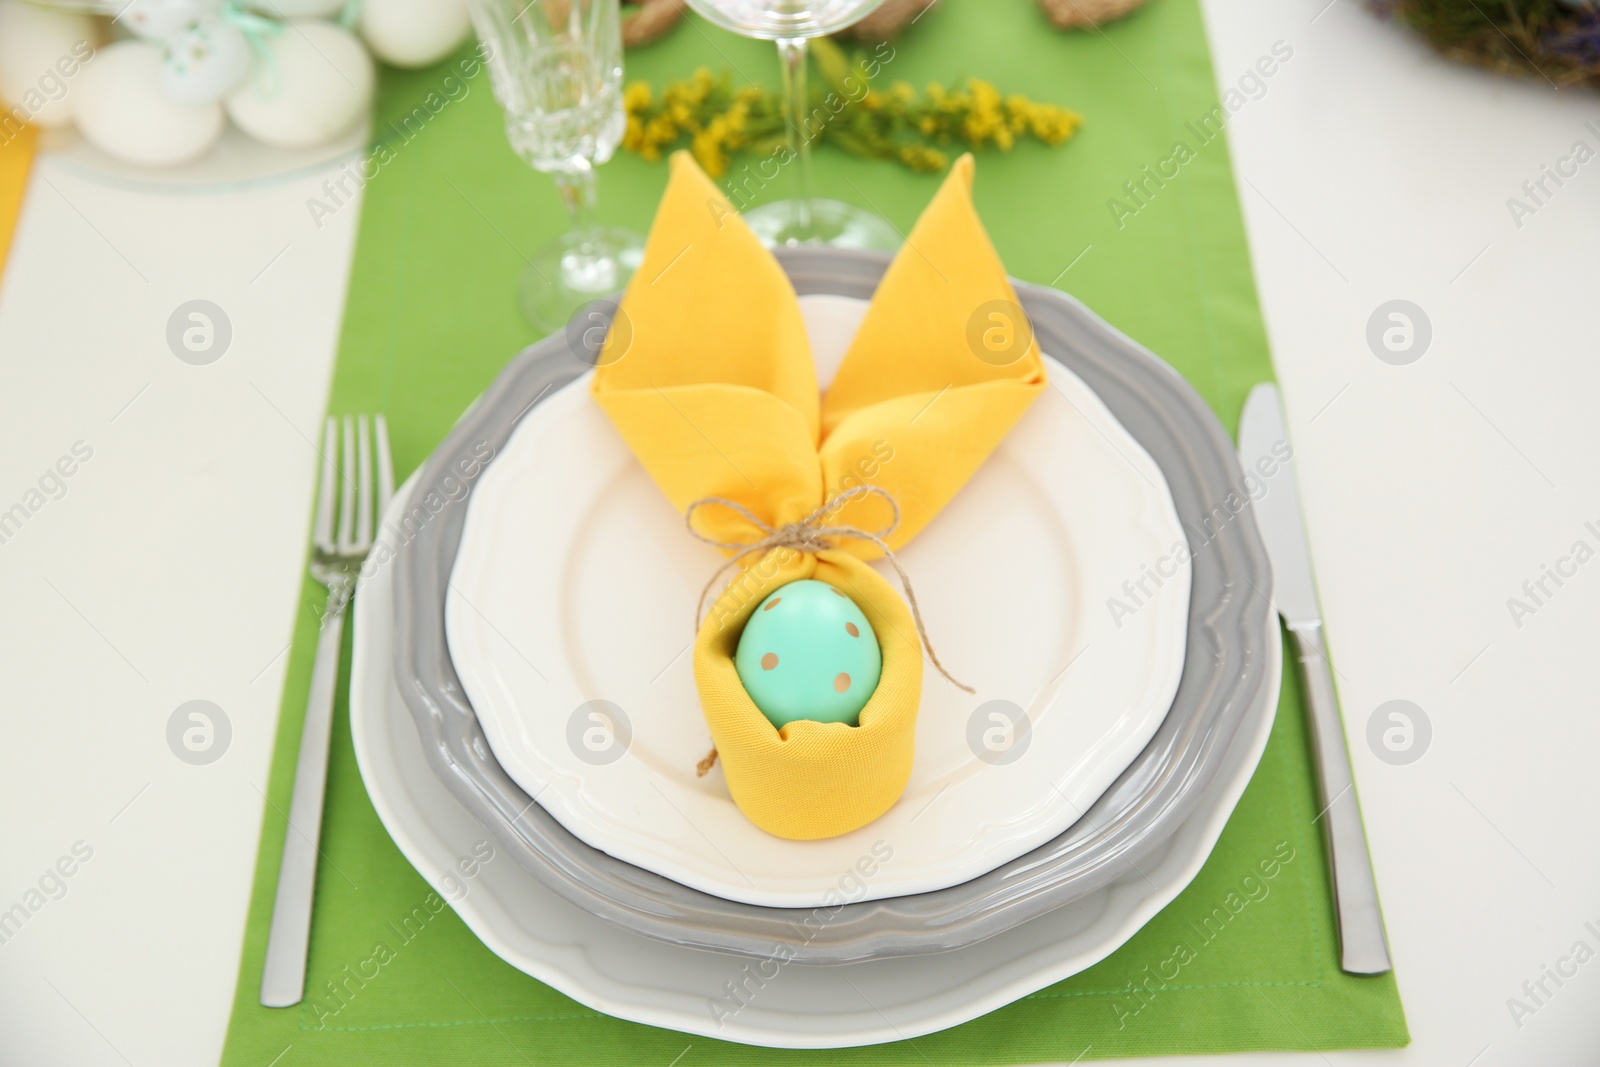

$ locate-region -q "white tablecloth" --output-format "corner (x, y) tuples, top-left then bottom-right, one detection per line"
(2, 1), (1597, 1063)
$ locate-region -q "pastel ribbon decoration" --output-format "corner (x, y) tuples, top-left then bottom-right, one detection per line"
(221, 0), (285, 96)
(336, 0), (363, 30)
(592, 152), (1045, 840)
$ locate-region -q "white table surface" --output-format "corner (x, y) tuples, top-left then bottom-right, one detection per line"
(3, 1), (1598, 1064)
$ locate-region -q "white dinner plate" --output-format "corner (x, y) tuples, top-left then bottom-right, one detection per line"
(354, 480), (1278, 1047)
(444, 295), (1192, 908)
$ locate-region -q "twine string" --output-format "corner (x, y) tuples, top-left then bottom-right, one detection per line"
(684, 485), (974, 695)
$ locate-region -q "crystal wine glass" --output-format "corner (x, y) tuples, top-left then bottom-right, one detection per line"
(683, 0), (900, 250)
(468, 0), (645, 331)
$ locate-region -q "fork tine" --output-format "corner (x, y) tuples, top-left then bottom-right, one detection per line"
(337, 415), (356, 553)
(374, 414), (394, 521)
(312, 418), (337, 553)
(355, 413), (373, 549)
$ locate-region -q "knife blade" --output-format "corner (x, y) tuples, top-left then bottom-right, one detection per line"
(1238, 382), (1392, 976)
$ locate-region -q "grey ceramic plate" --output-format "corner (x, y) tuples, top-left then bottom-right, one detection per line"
(392, 247), (1274, 964)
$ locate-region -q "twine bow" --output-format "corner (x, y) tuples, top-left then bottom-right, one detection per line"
(685, 485), (974, 694)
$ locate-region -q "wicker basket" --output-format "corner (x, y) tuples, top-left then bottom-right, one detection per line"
(1038, 0), (1150, 29)
(623, 0), (686, 48)
(842, 0), (940, 42)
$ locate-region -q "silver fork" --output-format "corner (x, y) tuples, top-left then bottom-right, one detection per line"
(260, 414), (394, 1008)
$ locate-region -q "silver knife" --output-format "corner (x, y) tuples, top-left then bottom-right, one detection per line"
(1238, 383), (1392, 976)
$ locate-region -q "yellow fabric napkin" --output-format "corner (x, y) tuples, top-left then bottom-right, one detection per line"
(0, 123), (38, 291)
(592, 152), (1044, 839)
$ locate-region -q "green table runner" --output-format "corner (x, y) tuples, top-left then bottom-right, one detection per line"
(221, 1), (1408, 1061)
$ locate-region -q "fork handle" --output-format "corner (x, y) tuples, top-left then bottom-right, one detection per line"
(1288, 620), (1392, 975)
(260, 603), (347, 1007)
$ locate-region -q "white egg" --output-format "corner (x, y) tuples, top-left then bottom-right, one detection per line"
(225, 19), (372, 149)
(243, 0), (346, 18)
(72, 40), (223, 167)
(120, 0), (219, 42)
(359, 0), (471, 69)
(0, 0), (98, 129)
(161, 17), (251, 104)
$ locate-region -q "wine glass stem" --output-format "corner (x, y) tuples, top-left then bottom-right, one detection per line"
(775, 35), (814, 239)
(554, 157), (599, 239)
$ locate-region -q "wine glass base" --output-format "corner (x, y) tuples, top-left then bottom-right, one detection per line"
(518, 227), (646, 334)
(744, 198), (902, 253)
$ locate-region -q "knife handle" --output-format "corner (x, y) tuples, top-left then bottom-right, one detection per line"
(1287, 620), (1392, 975)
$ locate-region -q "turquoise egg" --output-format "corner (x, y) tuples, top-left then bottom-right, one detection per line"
(734, 579), (882, 729)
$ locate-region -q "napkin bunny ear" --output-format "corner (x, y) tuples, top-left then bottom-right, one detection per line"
(819, 154), (1046, 553)
(593, 153), (824, 545)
